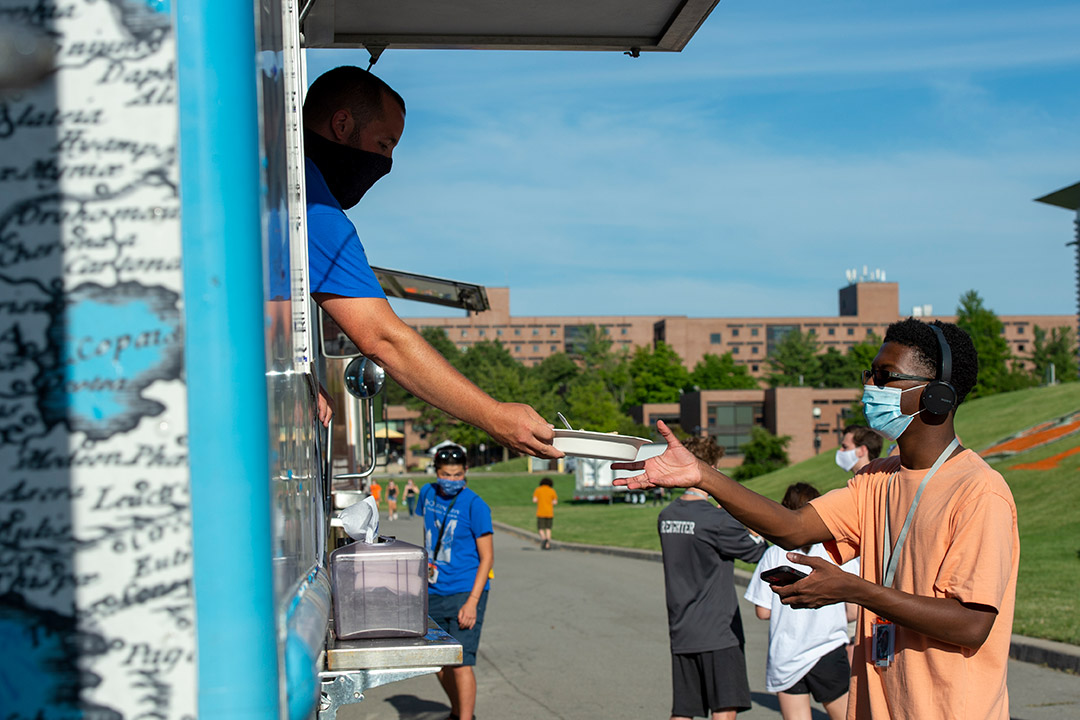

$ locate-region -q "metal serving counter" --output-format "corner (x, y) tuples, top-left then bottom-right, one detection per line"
(318, 619), (463, 719)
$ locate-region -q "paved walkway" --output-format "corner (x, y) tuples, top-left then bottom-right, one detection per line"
(336, 519), (1080, 719)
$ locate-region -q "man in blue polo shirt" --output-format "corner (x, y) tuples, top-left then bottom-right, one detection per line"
(302, 67), (561, 459)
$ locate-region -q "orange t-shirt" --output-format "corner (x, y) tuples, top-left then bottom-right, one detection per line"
(533, 485), (557, 518)
(810, 449), (1018, 720)
(369, 481), (382, 502)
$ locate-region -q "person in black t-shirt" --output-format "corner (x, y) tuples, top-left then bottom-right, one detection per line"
(658, 436), (767, 720)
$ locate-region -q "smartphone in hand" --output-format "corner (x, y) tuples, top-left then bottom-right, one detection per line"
(760, 565), (808, 586)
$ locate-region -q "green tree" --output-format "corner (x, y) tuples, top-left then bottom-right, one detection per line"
(732, 426), (791, 481)
(569, 324), (634, 406)
(955, 290), (1014, 397)
(624, 342), (691, 407)
(1031, 325), (1079, 384)
(690, 353), (759, 390)
(847, 334), (882, 380)
(766, 330), (822, 387)
(563, 378), (644, 435)
(818, 347), (856, 388)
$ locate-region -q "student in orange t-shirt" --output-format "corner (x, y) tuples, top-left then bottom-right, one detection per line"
(368, 478), (382, 509)
(611, 319), (1018, 720)
(532, 477), (558, 550)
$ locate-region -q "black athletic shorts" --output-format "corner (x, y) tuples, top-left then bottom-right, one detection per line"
(671, 646), (752, 718)
(537, 516), (553, 530)
(783, 644), (850, 704)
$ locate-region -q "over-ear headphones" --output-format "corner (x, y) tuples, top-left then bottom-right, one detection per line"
(922, 324), (958, 416)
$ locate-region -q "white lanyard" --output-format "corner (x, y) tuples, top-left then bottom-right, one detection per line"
(881, 437), (960, 588)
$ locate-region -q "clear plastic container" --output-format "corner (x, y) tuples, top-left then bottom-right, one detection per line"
(330, 536), (428, 640)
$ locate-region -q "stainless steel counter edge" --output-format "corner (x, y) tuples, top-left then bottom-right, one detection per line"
(325, 619), (463, 671)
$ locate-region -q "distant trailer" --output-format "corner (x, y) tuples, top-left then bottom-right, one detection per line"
(573, 442), (666, 503)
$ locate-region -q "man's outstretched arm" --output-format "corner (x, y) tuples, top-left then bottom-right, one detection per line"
(316, 293), (562, 459)
(612, 420), (831, 549)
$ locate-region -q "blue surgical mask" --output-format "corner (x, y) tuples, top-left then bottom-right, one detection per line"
(436, 479), (467, 497)
(862, 384), (926, 441)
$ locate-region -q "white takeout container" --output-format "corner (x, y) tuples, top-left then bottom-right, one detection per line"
(551, 428), (650, 461)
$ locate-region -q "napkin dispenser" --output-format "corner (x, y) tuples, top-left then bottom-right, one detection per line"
(330, 536), (428, 640)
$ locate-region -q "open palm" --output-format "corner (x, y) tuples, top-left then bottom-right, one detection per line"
(611, 420), (703, 489)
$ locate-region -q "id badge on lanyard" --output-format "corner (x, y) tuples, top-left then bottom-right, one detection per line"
(876, 437), (959, 669)
(872, 619), (895, 667)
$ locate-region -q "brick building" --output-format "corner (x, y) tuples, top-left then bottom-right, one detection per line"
(386, 280), (1073, 469)
(405, 281), (1073, 377)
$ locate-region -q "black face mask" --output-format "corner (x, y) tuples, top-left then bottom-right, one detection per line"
(304, 129), (392, 210)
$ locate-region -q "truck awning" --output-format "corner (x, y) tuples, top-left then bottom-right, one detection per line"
(301, 0), (722, 53)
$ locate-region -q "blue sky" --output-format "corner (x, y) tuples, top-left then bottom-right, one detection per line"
(306, 1), (1080, 321)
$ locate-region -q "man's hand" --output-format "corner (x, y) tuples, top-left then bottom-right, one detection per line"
(483, 402), (563, 459)
(317, 383), (335, 427)
(611, 420), (703, 489)
(771, 553), (855, 609)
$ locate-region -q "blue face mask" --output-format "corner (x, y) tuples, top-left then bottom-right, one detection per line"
(436, 479), (467, 497)
(862, 384), (926, 440)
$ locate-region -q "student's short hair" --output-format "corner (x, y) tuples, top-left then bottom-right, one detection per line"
(781, 483), (821, 511)
(682, 436), (724, 466)
(433, 445), (467, 470)
(883, 319), (978, 405)
(539, 477), (553, 487)
(844, 425), (883, 460)
(303, 66), (406, 129)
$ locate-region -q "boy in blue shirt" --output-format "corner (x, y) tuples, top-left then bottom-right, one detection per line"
(417, 445), (493, 720)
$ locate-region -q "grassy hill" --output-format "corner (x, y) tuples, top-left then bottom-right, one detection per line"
(461, 382), (1080, 644)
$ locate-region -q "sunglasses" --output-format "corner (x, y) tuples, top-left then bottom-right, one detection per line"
(434, 447), (467, 464)
(861, 368), (934, 388)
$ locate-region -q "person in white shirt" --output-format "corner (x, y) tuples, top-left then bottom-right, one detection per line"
(745, 484), (858, 720)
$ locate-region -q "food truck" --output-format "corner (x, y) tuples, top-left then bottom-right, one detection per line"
(0, 1), (721, 718)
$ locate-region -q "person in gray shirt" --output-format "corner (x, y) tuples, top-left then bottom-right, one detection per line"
(659, 436), (767, 720)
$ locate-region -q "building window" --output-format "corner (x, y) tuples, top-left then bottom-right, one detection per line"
(533, 328), (539, 336)
(551, 345), (558, 352)
(766, 324), (798, 356)
(866, 327), (874, 335)
(459, 344), (467, 351)
(514, 345), (521, 353)
(563, 325), (593, 354)
(708, 402), (764, 456)
(551, 328), (558, 336)
(496, 328), (503, 336)
(621, 328), (628, 335)
(514, 329), (521, 336)
(732, 346), (740, 354)
(1018, 344), (1025, 352)
(1017, 326), (1025, 334)
(751, 346), (759, 354)
(751, 328), (759, 336)
(751, 364), (759, 372)
(478, 329), (486, 337)
(828, 327), (835, 336)
(847, 327), (855, 336)
(533, 345), (540, 352)
(710, 333), (722, 344)
(732, 328), (740, 337)
(602, 326), (610, 334)
(460, 329), (468, 337)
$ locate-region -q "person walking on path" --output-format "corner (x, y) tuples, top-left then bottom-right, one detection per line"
(532, 477), (558, 550)
(404, 478), (419, 517)
(387, 479), (399, 521)
(659, 435), (767, 720)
